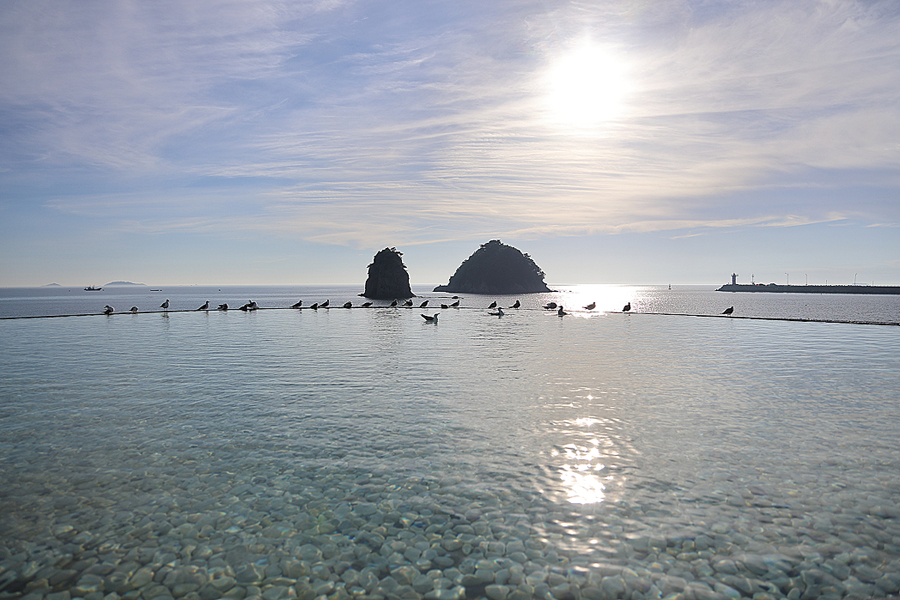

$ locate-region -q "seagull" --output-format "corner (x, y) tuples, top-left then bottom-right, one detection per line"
(291, 300), (303, 309)
(249, 301), (258, 311)
(450, 300), (460, 308)
(361, 301), (373, 308)
(103, 305), (115, 315)
(390, 299), (398, 307)
(722, 306), (734, 315)
(441, 304), (449, 309)
(404, 299), (413, 307)
(584, 302), (596, 311)
(421, 313), (438, 323)
(488, 307), (504, 316)
(622, 302), (631, 312)
(558, 306), (568, 316)
(217, 304), (228, 311)
(343, 301), (352, 308)
(510, 300), (521, 309)
(160, 299), (170, 311)
(543, 302), (557, 310)
(240, 301), (251, 311)
(320, 300), (329, 308)
(197, 301), (209, 311)
(419, 300), (429, 308)
(130, 306), (138, 313)
(309, 303), (319, 310)
(488, 301), (497, 309)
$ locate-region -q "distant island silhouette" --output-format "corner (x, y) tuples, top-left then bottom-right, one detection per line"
(433, 240), (551, 294)
(362, 248), (414, 299)
(105, 281), (146, 286)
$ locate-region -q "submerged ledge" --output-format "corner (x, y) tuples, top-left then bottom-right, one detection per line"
(2, 307), (897, 326)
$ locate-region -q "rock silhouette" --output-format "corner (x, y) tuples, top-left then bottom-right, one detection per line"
(433, 240), (551, 294)
(364, 247), (414, 299)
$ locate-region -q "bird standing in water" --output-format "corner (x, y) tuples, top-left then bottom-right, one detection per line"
(723, 306), (734, 315)
(103, 305), (115, 315)
(197, 301), (209, 311)
(510, 300), (520, 309)
(557, 306), (567, 316)
(584, 302), (596, 310)
(291, 300), (303, 309)
(160, 299), (169, 311)
(622, 302), (631, 312)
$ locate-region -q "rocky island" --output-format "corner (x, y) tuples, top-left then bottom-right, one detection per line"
(363, 248), (414, 299)
(433, 240), (551, 294)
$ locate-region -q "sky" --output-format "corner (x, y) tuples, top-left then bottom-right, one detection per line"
(1, 0), (898, 287)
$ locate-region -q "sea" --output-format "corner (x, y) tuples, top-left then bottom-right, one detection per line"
(1, 284), (899, 600)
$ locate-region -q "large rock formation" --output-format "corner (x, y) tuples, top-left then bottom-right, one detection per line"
(363, 248), (414, 299)
(433, 240), (551, 294)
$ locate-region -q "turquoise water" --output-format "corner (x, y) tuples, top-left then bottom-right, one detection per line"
(1, 286), (899, 599)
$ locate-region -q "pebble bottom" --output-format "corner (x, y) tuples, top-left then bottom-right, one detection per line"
(2, 445), (900, 600)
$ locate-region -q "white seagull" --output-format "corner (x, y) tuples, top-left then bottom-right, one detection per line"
(421, 314), (438, 323)
(103, 305), (115, 315)
(160, 299), (170, 311)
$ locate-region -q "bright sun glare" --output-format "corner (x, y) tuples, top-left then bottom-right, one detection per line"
(545, 42), (630, 129)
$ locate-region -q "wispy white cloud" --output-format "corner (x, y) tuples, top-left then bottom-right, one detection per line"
(2, 0), (899, 253)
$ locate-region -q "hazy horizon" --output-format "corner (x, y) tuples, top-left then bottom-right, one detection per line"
(2, 0), (898, 287)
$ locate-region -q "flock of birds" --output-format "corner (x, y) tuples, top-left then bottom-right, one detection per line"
(101, 299), (736, 319)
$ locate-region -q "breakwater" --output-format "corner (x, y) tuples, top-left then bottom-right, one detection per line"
(717, 283), (900, 295)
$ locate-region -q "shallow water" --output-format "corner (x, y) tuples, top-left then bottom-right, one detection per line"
(1, 290), (899, 600)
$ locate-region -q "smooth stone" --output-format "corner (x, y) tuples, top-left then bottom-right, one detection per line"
(485, 584), (510, 600)
(600, 575), (626, 598)
(391, 566), (418, 586)
(172, 583), (200, 598)
(424, 586), (465, 600)
(74, 573), (106, 595)
(128, 567), (155, 588)
(713, 559), (738, 574)
(261, 585), (290, 600)
(714, 582), (742, 599)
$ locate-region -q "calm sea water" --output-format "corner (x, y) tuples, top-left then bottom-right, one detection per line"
(1, 285), (899, 599)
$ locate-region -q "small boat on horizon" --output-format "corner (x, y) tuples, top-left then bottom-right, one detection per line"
(84, 286), (102, 291)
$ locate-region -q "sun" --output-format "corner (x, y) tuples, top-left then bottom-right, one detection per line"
(545, 42), (631, 130)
